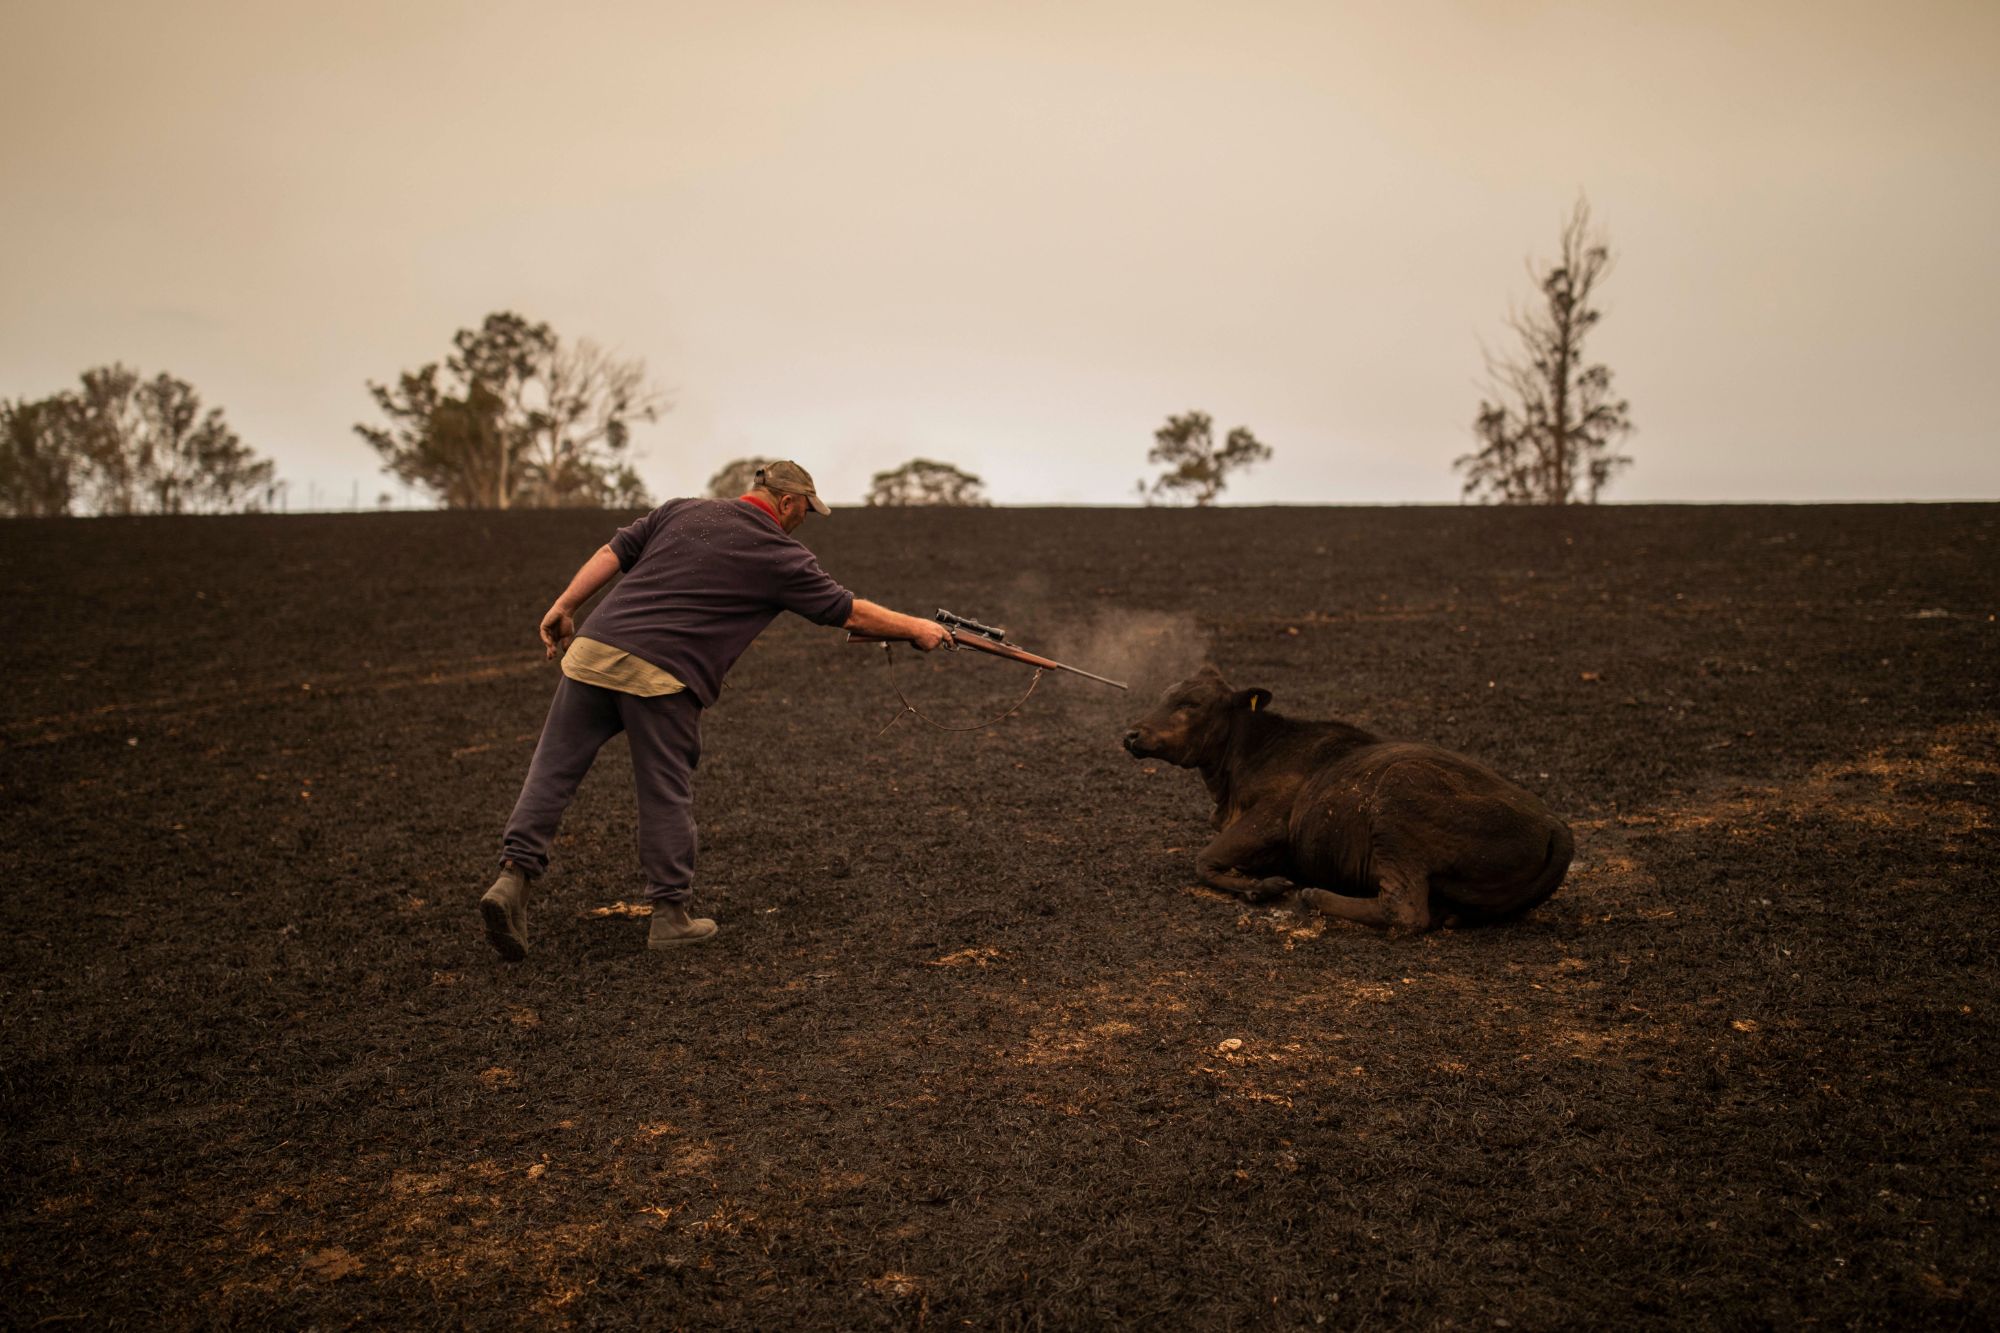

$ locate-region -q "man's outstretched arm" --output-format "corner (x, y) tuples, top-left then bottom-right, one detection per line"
(539, 544), (622, 659)
(846, 598), (950, 651)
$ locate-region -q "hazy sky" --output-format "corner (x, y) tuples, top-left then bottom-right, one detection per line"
(4, 0), (1996, 505)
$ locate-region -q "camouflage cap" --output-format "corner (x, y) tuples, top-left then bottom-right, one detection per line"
(755, 460), (832, 515)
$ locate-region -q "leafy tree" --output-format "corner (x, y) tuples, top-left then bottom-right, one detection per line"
(865, 458), (989, 507)
(65, 366), (147, 514)
(124, 371), (276, 514)
(0, 395), (78, 517)
(397, 379), (512, 511)
(2, 366), (274, 516)
(1139, 411), (1270, 506)
(706, 457), (775, 499)
(357, 311), (664, 509)
(1457, 198), (1634, 504)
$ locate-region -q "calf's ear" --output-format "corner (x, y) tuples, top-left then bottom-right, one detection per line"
(1232, 687), (1273, 712)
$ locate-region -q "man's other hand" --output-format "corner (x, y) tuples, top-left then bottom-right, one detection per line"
(540, 606), (575, 659)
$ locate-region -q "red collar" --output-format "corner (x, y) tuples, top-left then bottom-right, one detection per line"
(738, 493), (781, 526)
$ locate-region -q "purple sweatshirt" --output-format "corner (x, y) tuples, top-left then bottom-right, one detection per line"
(577, 498), (856, 706)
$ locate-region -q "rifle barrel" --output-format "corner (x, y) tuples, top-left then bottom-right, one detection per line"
(844, 629), (1127, 691)
(1053, 662), (1129, 691)
(950, 632), (1129, 690)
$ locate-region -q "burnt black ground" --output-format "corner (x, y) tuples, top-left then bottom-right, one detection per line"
(1, 504), (1995, 1329)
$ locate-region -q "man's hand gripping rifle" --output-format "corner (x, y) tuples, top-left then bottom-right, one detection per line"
(848, 608), (1128, 691)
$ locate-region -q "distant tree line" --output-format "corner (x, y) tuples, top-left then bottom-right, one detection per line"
(5, 203), (1636, 518)
(1, 366), (275, 517)
(705, 457), (774, 499)
(866, 458), (988, 506)
(704, 456), (997, 507)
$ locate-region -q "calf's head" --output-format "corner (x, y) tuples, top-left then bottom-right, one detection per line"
(1123, 664), (1273, 767)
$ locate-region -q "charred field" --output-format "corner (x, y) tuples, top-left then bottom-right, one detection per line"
(1, 503), (1995, 1329)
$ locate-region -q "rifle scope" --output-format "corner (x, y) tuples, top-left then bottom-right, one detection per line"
(935, 609), (1009, 642)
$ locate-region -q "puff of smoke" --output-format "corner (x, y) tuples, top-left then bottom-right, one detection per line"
(1042, 608), (1211, 733)
(947, 575), (1210, 733)
(1053, 608), (1208, 702)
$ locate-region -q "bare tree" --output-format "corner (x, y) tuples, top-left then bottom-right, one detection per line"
(865, 458), (989, 506)
(358, 312), (664, 509)
(1457, 198), (1634, 504)
(706, 457), (775, 499)
(1140, 411), (1270, 506)
(523, 339), (658, 507)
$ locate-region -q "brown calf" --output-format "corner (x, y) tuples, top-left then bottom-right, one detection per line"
(1124, 665), (1571, 935)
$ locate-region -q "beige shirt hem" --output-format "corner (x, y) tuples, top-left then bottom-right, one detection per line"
(560, 637), (687, 697)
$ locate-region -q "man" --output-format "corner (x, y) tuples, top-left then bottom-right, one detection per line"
(480, 460), (948, 958)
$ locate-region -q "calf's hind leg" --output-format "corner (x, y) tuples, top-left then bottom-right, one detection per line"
(1300, 862), (1434, 938)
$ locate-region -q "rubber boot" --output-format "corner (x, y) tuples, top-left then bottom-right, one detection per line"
(480, 863), (529, 961)
(647, 902), (718, 949)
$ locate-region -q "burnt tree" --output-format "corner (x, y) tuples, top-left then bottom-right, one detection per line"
(1458, 199), (1634, 505)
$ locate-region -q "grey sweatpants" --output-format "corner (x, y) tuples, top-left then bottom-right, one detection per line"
(500, 676), (702, 905)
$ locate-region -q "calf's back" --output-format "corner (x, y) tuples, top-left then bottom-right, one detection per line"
(1284, 739), (1572, 913)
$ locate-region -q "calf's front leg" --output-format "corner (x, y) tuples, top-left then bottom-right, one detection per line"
(1194, 808), (1294, 903)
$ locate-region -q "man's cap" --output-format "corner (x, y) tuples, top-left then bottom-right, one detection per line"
(756, 460), (832, 515)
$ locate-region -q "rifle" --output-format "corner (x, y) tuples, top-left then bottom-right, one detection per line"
(848, 608), (1128, 691)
